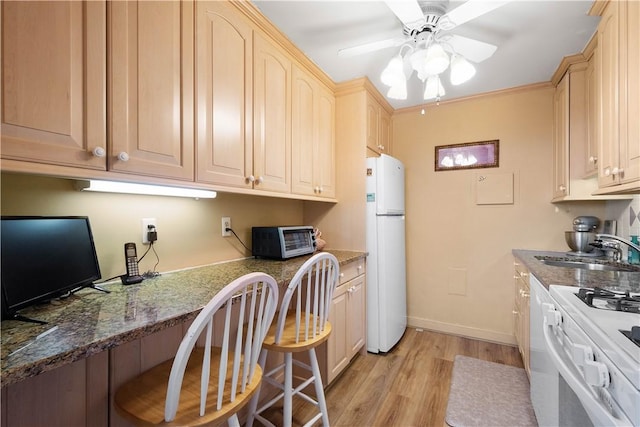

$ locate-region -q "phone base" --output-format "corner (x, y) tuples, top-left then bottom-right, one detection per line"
(121, 275), (144, 285)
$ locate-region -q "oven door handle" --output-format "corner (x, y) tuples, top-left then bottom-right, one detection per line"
(542, 319), (632, 427)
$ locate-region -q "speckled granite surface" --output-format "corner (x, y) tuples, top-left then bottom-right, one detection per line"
(513, 249), (640, 293)
(1, 250), (366, 387)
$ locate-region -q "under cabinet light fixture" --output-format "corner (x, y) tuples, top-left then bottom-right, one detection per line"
(75, 180), (217, 199)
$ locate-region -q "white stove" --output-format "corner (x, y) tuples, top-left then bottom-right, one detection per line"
(548, 285), (640, 426)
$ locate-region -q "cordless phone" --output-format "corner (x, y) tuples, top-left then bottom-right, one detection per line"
(121, 242), (144, 285)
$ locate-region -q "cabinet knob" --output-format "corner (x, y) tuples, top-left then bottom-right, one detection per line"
(256, 176), (264, 184)
(357, 265), (362, 271)
(589, 156), (598, 164)
(604, 167), (611, 177)
(318, 186), (323, 193)
(117, 152), (130, 162)
(558, 185), (566, 192)
(612, 167), (623, 176)
(314, 186), (320, 193)
(92, 147), (106, 158)
(247, 175), (255, 183)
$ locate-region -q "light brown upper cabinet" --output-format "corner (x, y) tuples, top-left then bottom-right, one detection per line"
(584, 49), (599, 177)
(366, 94), (392, 156)
(291, 65), (336, 199)
(108, 0), (194, 181)
(552, 72), (570, 200)
(596, 0), (640, 192)
(195, 2), (292, 194)
(1, 1), (106, 170)
(252, 33), (292, 194)
(195, 1), (253, 188)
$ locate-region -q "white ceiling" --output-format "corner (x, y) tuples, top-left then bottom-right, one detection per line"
(252, 0), (600, 109)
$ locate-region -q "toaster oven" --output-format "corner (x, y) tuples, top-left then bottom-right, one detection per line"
(251, 226), (316, 260)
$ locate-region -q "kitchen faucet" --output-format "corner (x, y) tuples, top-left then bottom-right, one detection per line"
(593, 234), (640, 262)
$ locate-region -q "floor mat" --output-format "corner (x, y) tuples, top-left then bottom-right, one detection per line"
(445, 355), (537, 427)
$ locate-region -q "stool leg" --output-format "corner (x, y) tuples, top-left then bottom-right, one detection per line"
(283, 352), (293, 427)
(309, 348), (330, 426)
(228, 414), (240, 427)
(246, 348), (268, 427)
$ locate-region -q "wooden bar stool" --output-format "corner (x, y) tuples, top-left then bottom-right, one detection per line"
(246, 252), (340, 427)
(114, 272), (279, 427)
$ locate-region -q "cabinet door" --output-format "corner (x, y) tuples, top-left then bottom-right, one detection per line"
(108, 1), (194, 180)
(196, 1), (253, 187)
(327, 283), (349, 383)
(315, 86), (336, 198)
(366, 96), (380, 154)
(552, 74), (569, 199)
(291, 66), (316, 196)
(379, 109), (391, 155)
(1, 1), (106, 170)
(347, 275), (365, 356)
(597, 1), (620, 187)
(253, 34), (291, 193)
(619, 0), (640, 185)
(585, 52), (599, 176)
(291, 67), (335, 198)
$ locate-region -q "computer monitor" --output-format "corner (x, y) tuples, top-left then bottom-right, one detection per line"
(1, 216), (102, 321)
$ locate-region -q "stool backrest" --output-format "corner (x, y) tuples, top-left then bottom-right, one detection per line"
(164, 272), (279, 422)
(274, 252), (340, 344)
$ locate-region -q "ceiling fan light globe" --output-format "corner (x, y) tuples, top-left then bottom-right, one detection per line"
(381, 54), (406, 86)
(424, 43), (449, 75)
(387, 82), (407, 100)
(423, 75), (445, 100)
(409, 48), (428, 74)
(450, 55), (476, 85)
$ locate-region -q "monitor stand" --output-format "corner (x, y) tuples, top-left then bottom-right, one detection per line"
(7, 313), (48, 325)
(70, 283), (110, 295)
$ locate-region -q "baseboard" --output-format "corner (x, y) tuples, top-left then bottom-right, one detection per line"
(407, 316), (517, 346)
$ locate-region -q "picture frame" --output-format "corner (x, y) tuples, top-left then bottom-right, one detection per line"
(434, 140), (499, 171)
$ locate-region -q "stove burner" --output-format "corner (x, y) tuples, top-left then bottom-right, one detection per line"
(620, 326), (640, 348)
(576, 287), (640, 314)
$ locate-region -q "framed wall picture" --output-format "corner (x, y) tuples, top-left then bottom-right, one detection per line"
(435, 140), (499, 171)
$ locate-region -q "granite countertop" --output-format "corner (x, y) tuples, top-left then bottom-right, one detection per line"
(1, 250), (366, 387)
(513, 249), (640, 293)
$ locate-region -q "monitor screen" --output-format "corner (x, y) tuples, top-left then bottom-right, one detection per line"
(1, 216), (102, 317)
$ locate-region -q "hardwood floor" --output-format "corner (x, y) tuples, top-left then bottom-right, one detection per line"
(254, 327), (524, 427)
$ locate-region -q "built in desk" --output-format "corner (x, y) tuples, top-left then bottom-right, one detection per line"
(1, 250), (366, 427)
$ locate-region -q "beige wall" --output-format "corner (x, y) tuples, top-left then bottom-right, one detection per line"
(1, 172), (304, 281)
(392, 86), (609, 344)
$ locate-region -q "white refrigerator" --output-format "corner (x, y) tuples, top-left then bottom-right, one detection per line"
(366, 154), (407, 353)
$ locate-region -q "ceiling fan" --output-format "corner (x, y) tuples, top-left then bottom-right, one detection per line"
(338, 0), (510, 101)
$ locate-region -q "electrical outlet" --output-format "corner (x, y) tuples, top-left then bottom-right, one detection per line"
(141, 218), (157, 244)
(222, 217), (231, 237)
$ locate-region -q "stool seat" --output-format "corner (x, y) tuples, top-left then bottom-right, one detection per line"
(115, 348), (263, 426)
(262, 312), (332, 352)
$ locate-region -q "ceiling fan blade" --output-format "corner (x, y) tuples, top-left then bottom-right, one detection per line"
(338, 36), (408, 57)
(439, 0), (510, 31)
(383, 0), (426, 31)
(441, 34), (497, 63)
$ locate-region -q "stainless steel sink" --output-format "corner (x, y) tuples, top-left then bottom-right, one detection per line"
(535, 256), (640, 273)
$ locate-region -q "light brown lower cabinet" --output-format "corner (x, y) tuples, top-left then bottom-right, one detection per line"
(326, 259), (366, 384)
(513, 258), (531, 378)
(2, 351), (109, 427)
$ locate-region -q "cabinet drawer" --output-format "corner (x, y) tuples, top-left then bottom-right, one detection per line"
(339, 259), (365, 285)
